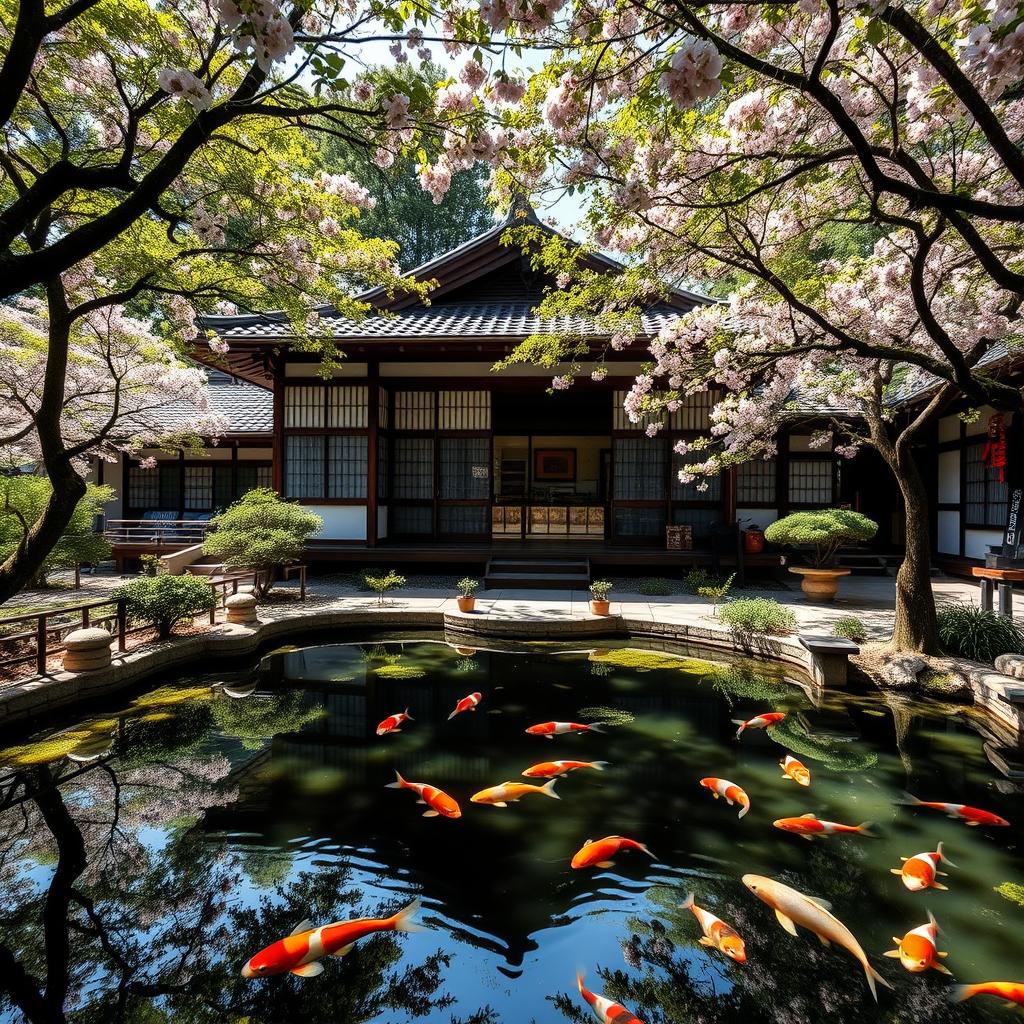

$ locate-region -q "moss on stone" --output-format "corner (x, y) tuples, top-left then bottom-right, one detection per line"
(131, 685), (213, 709)
(0, 718), (117, 767)
(588, 648), (717, 675)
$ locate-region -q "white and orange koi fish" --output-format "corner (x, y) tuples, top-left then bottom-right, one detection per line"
(884, 910), (951, 974)
(891, 841), (956, 891)
(681, 893), (746, 962)
(773, 813), (874, 840)
(780, 754), (811, 787)
(448, 692), (482, 720)
(241, 898), (422, 978)
(732, 712), (786, 740)
(952, 982), (1024, 1007)
(699, 777), (750, 819)
(577, 972), (645, 1023)
(470, 779), (560, 806)
(526, 721), (606, 739)
(376, 708), (413, 736)
(900, 792), (1009, 827)
(522, 760), (610, 778)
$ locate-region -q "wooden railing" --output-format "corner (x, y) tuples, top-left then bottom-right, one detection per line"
(103, 518), (213, 546)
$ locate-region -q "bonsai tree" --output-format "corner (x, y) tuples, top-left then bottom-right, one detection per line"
(364, 570), (405, 607)
(202, 489), (322, 599)
(114, 574), (217, 640)
(764, 510), (877, 569)
(0, 477), (113, 587)
(457, 578), (480, 599)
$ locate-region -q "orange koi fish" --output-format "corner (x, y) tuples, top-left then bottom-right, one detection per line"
(681, 893), (746, 962)
(780, 754), (811, 787)
(448, 692), (482, 720)
(953, 982), (1024, 1007)
(385, 771), (461, 818)
(522, 760), (610, 778)
(901, 792), (1009, 827)
(376, 708), (413, 736)
(241, 898), (422, 978)
(577, 972), (646, 1024)
(699, 777), (750, 819)
(471, 779), (560, 806)
(773, 813), (874, 840)
(526, 721), (606, 739)
(891, 841), (956, 891)
(571, 835), (655, 870)
(884, 910), (951, 974)
(732, 711), (786, 739)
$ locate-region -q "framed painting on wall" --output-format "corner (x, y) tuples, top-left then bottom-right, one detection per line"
(534, 449), (576, 481)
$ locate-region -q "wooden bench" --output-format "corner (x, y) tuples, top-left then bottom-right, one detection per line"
(971, 566), (1024, 617)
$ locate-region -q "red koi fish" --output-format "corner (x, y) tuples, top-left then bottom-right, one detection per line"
(953, 982), (1024, 1007)
(773, 813), (874, 839)
(386, 771), (461, 818)
(901, 792), (1009, 827)
(376, 708), (413, 736)
(471, 779), (560, 806)
(682, 893), (746, 962)
(241, 898), (422, 978)
(891, 841), (956, 891)
(780, 754), (811, 787)
(884, 910), (951, 974)
(526, 721), (606, 739)
(571, 835), (655, 869)
(522, 760), (610, 778)
(448, 692), (482, 720)
(577, 972), (645, 1024)
(699, 777), (750, 819)
(732, 712), (786, 740)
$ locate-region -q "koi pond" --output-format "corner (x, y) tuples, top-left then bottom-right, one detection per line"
(0, 635), (1022, 1024)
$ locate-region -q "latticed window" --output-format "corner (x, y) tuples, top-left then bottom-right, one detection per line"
(613, 506), (665, 536)
(213, 466), (233, 508)
(127, 464), (159, 508)
(284, 386), (325, 428)
(184, 466), (213, 510)
(671, 454), (722, 501)
(965, 442), (1008, 526)
(439, 506), (488, 534)
(236, 464), (273, 496)
(393, 438), (434, 498)
(158, 465), (180, 509)
(737, 459), (777, 504)
(395, 391), (435, 430)
(669, 390), (720, 432)
(391, 505), (432, 534)
(327, 436), (368, 498)
(377, 438), (389, 500)
(285, 436), (325, 498)
(787, 459), (834, 505)
(613, 438), (667, 500)
(327, 386), (368, 428)
(438, 390), (491, 430)
(439, 438), (489, 499)
(672, 506), (722, 541)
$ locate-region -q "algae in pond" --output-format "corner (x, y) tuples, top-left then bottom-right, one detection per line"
(994, 882), (1024, 907)
(374, 665), (427, 680)
(768, 716), (878, 771)
(587, 648), (719, 674)
(577, 705), (636, 726)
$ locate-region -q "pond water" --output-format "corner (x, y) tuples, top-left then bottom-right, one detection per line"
(0, 635), (1022, 1024)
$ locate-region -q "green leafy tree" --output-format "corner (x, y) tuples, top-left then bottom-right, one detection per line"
(202, 489), (322, 598)
(0, 477), (112, 587)
(114, 574), (217, 639)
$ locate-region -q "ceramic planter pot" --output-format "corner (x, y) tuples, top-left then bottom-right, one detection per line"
(743, 528), (765, 555)
(788, 566), (851, 601)
(590, 599), (611, 616)
(456, 596), (476, 612)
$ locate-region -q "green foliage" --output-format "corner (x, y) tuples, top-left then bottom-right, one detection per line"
(936, 603), (1024, 663)
(697, 572), (734, 609)
(364, 570), (405, 605)
(683, 568), (715, 594)
(114, 574), (217, 639)
(457, 577), (480, 598)
(203, 489), (322, 597)
(139, 553), (163, 576)
(769, 714), (878, 771)
(764, 509), (877, 567)
(590, 580), (613, 601)
(832, 615), (867, 642)
(212, 691), (325, 750)
(994, 882), (1024, 907)
(718, 597), (797, 636)
(638, 577), (675, 596)
(0, 477), (112, 585)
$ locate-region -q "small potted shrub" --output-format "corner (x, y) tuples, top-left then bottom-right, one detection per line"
(590, 580), (613, 616)
(764, 509), (877, 601)
(456, 577), (480, 613)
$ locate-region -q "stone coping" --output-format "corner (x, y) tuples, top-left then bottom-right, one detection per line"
(0, 606), (837, 727)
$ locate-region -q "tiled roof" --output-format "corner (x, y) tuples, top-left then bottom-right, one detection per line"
(209, 301), (684, 341)
(148, 378), (273, 435)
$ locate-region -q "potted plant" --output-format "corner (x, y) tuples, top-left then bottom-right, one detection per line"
(764, 509), (877, 601)
(456, 577), (480, 612)
(589, 580), (613, 616)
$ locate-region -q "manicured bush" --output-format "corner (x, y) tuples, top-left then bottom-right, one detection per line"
(364, 570), (405, 606)
(114, 574), (217, 639)
(719, 597), (797, 636)
(936, 604), (1024, 663)
(832, 615), (867, 642)
(202, 489), (322, 597)
(764, 509), (877, 567)
(638, 577), (675, 596)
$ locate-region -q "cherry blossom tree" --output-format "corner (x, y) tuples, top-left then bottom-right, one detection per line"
(487, 0), (1024, 653)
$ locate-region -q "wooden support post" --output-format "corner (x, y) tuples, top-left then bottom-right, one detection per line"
(36, 615), (47, 675)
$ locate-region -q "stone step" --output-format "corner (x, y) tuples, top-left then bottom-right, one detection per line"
(484, 571), (590, 590)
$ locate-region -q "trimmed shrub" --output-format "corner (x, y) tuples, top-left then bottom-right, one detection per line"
(638, 577), (675, 596)
(683, 568), (714, 594)
(832, 615), (867, 642)
(364, 570), (405, 605)
(203, 489), (322, 597)
(114, 574), (217, 639)
(936, 604), (1024, 663)
(719, 597), (797, 636)
(764, 509), (877, 567)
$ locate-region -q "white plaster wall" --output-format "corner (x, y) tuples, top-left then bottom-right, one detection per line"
(937, 450), (960, 504)
(736, 507), (778, 530)
(937, 510), (960, 555)
(938, 414), (960, 443)
(965, 528), (1002, 560)
(306, 505), (367, 540)
(377, 506), (388, 540)
(94, 458), (125, 520)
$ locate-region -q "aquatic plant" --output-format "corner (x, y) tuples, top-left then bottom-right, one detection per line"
(994, 882), (1024, 907)
(768, 715), (878, 771)
(577, 705), (636, 725)
(588, 648), (717, 674)
(454, 657), (480, 674)
(832, 615), (867, 642)
(718, 598), (796, 636)
(936, 603), (1024, 663)
(374, 664), (426, 679)
(113, 574), (217, 639)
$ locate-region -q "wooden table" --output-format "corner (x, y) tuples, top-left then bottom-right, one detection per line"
(971, 566), (1024, 617)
